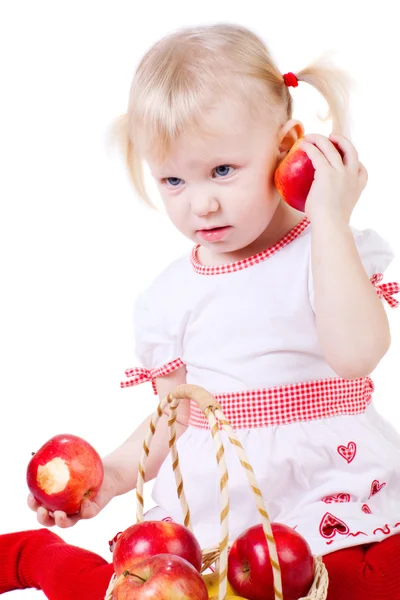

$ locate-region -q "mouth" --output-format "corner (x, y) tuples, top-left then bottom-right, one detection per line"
(196, 225), (232, 242)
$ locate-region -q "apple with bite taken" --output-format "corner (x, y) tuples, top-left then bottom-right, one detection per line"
(26, 433), (104, 515)
(228, 522), (314, 600)
(274, 137), (344, 212)
(112, 553), (208, 600)
(112, 520), (202, 576)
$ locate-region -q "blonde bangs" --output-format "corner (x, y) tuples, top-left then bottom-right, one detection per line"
(129, 77), (222, 163)
(126, 25), (287, 161)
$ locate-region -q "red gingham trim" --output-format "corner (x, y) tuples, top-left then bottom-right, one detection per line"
(121, 358), (185, 394)
(370, 273), (399, 308)
(188, 376), (374, 429)
(190, 217), (310, 275)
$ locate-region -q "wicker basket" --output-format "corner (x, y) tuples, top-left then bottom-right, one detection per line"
(105, 384), (329, 600)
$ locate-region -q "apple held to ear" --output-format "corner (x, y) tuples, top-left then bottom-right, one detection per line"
(112, 520), (203, 576)
(26, 433), (104, 515)
(112, 553), (208, 600)
(274, 137), (344, 212)
(228, 522), (314, 600)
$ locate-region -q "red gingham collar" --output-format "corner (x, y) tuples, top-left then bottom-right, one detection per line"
(190, 216), (311, 275)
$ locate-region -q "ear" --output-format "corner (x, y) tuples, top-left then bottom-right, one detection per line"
(276, 119), (305, 161)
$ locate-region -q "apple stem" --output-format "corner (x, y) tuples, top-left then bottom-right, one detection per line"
(123, 570), (147, 583)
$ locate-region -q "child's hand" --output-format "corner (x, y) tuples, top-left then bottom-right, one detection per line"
(299, 133), (368, 225)
(27, 466), (118, 528)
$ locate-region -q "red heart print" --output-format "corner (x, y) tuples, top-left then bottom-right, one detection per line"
(337, 442), (357, 463)
(369, 480), (386, 498)
(319, 512), (350, 539)
(322, 493), (351, 504)
(362, 504), (372, 514)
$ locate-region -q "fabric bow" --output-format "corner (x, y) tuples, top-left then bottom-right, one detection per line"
(121, 367), (157, 393)
(370, 273), (400, 308)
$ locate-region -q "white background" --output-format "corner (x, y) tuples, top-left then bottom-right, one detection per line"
(0, 0), (399, 594)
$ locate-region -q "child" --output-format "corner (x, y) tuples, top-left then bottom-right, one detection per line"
(1, 22), (400, 600)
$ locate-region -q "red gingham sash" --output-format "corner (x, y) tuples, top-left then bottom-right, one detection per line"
(188, 376), (375, 429)
(121, 358), (185, 394)
(370, 273), (400, 308)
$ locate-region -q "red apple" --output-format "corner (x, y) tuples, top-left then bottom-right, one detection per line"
(26, 433), (104, 515)
(113, 520), (202, 576)
(228, 522), (314, 600)
(274, 137), (344, 212)
(112, 553), (208, 600)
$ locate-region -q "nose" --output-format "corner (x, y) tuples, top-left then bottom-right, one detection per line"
(190, 189), (220, 216)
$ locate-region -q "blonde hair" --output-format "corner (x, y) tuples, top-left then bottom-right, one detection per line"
(114, 23), (354, 205)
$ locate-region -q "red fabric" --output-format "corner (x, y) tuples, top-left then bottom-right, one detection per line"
(188, 375), (374, 429)
(1, 528), (400, 599)
(0, 529), (113, 600)
(324, 533), (400, 599)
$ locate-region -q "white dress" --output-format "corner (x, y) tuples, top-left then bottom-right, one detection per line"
(123, 217), (400, 557)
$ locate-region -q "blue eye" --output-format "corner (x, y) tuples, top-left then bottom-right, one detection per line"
(164, 177), (183, 187)
(214, 165), (234, 177)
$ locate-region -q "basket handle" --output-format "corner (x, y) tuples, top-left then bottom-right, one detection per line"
(134, 390), (194, 525)
(135, 384), (284, 600)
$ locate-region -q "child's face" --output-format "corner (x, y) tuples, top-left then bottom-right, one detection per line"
(146, 100), (290, 256)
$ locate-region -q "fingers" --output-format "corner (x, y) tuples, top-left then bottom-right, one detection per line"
(80, 499), (100, 520)
(36, 506), (57, 527)
(27, 494), (55, 526)
(329, 133), (360, 169)
(300, 133), (360, 170)
(27, 493), (41, 512)
(38, 507), (81, 528)
(52, 500), (100, 527)
(300, 133), (343, 169)
(52, 510), (81, 528)
(27, 493), (81, 528)
(300, 138), (331, 171)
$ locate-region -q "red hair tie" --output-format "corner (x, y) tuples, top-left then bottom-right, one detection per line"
(283, 72), (298, 87)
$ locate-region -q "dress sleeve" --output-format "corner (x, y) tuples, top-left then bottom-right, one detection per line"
(308, 227), (399, 312)
(133, 290), (183, 370)
(351, 228), (395, 277)
(121, 291), (184, 394)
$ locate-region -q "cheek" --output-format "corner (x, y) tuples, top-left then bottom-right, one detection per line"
(232, 177), (277, 228)
(242, 164), (270, 192)
(251, 164), (278, 206)
(232, 174), (269, 212)
(162, 198), (187, 229)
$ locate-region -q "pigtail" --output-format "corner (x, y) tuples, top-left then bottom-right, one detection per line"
(295, 52), (355, 138)
(108, 113), (155, 208)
